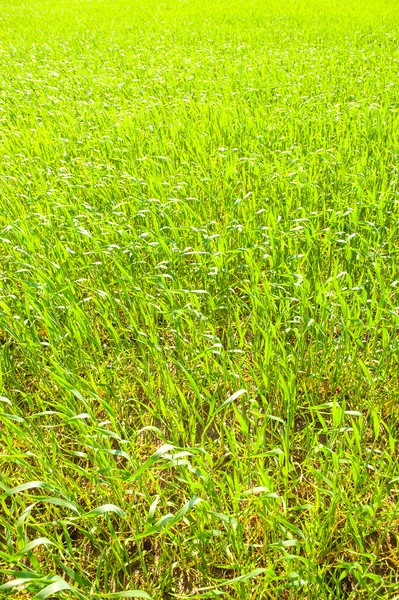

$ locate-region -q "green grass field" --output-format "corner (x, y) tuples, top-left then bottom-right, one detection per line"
(0, 0), (399, 598)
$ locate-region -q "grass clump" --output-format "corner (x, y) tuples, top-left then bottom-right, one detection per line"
(0, 0), (399, 598)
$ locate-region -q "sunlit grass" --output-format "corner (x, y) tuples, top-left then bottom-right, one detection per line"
(0, 0), (399, 598)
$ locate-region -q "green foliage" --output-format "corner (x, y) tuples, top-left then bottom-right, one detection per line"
(0, 0), (398, 598)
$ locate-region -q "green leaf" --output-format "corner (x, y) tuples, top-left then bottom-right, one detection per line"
(199, 568), (268, 592)
(97, 592), (152, 599)
(78, 504), (126, 519)
(2, 481), (50, 497)
(33, 496), (80, 513)
(140, 497), (202, 538)
(0, 573), (44, 591)
(13, 537), (56, 558)
(220, 568), (267, 586)
(216, 389), (247, 413)
(0, 396), (12, 406)
(33, 579), (72, 599)
(128, 444), (175, 482)
(241, 486), (271, 497)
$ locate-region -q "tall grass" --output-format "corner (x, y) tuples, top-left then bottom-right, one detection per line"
(0, 0), (398, 598)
